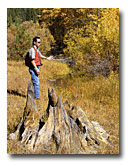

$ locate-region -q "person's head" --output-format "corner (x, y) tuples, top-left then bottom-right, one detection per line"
(32, 36), (41, 48)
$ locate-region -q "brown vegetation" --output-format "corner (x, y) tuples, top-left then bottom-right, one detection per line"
(8, 81), (111, 154)
(7, 8), (119, 154)
(7, 60), (119, 154)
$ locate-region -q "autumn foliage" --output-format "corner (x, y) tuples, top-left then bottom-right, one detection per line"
(7, 21), (55, 60)
(39, 8), (119, 75)
(7, 8), (119, 75)
(7, 8), (119, 154)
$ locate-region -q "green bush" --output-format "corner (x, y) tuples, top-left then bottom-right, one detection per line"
(7, 21), (55, 60)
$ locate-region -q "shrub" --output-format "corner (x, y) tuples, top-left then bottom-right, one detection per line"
(7, 21), (55, 60)
(63, 8), (119, 75)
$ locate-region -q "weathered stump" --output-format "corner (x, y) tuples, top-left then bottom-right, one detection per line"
(8, 81), (110, 154)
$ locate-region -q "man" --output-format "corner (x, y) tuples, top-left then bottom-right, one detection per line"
(29, 36), (53, 100)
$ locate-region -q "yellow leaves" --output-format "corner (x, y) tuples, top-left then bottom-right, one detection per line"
(87, 14), (98, 20)
(38, 8), (119, 73)
(51, 8), (61, 18)
(35, 21), (40, 27)
(40, 8), (65, 21)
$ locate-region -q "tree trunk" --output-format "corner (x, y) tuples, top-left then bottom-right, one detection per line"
(8, 81), (110, 154)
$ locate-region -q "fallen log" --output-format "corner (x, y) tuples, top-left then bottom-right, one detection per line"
(8, 81), (110, 154)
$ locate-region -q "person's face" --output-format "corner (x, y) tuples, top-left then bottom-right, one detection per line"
(34, 39), (41, 48)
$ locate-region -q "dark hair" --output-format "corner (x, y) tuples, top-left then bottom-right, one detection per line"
(32, 36), (40, 45)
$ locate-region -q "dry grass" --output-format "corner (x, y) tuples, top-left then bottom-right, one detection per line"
(7, 60), (119, 154)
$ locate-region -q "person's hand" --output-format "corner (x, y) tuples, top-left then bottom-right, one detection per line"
(36, 68), (40, 75)
(47, 56), (53, 60)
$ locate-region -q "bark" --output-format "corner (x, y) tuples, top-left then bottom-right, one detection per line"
(8, 81), (110, 154)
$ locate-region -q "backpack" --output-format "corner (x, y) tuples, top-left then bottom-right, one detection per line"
(25, 51), (31, 67)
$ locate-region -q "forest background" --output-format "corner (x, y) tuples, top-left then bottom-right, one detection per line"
(7, 8), (119, 154)
(7, 8), (119, 75)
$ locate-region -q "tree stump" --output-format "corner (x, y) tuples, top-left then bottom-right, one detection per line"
(8, 81), (110, 154)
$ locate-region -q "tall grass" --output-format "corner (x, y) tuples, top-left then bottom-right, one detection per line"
(7, 60), (119, 154)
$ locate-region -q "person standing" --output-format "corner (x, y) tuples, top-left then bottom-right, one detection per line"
(29, 36), (53, 100)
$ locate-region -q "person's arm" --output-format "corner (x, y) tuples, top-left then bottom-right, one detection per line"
(40, 52), (53, 60)
(31, 60), (40, 75)
(40, 54), (47, 59)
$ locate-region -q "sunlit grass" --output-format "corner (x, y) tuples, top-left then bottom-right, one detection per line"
(7, 60), (119, 154)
